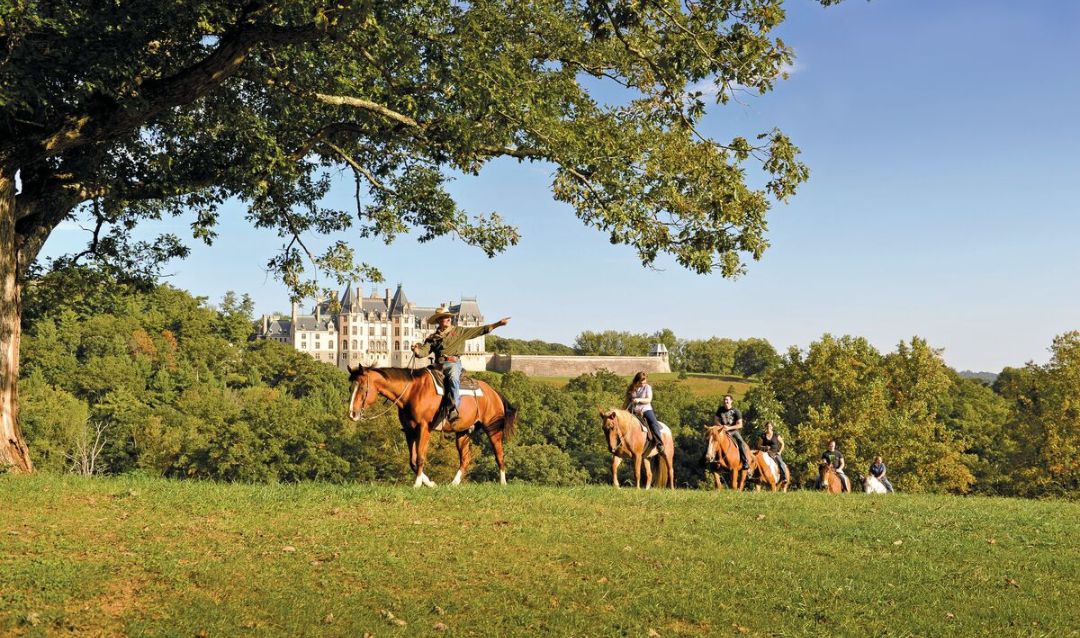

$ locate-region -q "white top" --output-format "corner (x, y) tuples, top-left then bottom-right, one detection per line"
(629, 384), (653, 415)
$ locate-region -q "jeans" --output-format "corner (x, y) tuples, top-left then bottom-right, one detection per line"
(442, 360), (463, 408)
(728, 430), (750, 465)
(876, 475), (895, 492)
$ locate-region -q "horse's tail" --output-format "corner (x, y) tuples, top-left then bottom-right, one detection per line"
(498, 392), (517, 442)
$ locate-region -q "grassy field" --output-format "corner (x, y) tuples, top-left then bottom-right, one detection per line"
(2, 475), (1077, 637)
(524, 371), (755, 399)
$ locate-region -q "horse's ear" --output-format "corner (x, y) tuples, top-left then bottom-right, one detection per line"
(346, 364), (356, 374)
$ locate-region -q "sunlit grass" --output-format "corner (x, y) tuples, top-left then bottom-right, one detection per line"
(2, 474), (1076, 637)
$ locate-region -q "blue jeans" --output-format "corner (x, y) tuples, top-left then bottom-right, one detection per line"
(442, 360), (463, 408)
(876, 475), (895, 492)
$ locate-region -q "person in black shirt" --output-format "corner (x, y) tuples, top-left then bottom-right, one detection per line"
(758, 421), (788, 483)
(714, 394), (750, 470)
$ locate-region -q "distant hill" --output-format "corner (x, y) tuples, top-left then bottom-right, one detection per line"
(958, 370), (998, 384)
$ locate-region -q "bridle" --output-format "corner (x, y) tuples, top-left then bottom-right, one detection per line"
(349, 355), (419, 421)
(603, 413), (625, 454)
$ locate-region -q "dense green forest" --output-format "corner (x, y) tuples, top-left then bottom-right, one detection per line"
(16, 267), (1078, 498)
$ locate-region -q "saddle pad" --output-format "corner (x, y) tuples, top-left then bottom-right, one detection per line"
(759, 453), (779, 482)
(426, 369), (484, 397)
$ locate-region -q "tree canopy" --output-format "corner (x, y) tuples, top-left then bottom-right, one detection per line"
(3, 0), (835, 289)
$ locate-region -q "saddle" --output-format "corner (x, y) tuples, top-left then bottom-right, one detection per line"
(426, 367), (484, 397)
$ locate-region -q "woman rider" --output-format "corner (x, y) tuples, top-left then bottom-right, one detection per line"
(625, 371), (665, 455)
(758, 421), (789, 483)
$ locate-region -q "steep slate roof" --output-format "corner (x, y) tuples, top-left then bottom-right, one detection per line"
(265, 318), (291, 336)
(455, 297), (482, 321)
(295, 316), (336, 331)
(388, 284), (410, 316)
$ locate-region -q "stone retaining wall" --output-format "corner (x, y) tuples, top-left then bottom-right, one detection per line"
(486, 353), (670, 376)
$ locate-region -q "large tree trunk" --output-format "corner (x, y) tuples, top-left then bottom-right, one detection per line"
(0, 170), (33, 472)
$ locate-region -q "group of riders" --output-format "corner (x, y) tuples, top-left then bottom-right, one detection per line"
(625, 372), (896, 492)
(413, 306), (894, 492)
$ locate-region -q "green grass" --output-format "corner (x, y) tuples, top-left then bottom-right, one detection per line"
(2, 475), (1077, 637)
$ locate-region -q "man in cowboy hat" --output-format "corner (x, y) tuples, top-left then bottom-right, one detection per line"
(412, 306), (510, 429)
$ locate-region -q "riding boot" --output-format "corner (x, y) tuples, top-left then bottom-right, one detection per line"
(650, 427), (665, 455)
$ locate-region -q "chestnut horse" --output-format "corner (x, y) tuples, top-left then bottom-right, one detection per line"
(703, 426), (755, 491)
(348, 365), (516, 488)
(818, 460), (851, 493)
(599, 409), (674, 489)
(749, 451), (789, 492)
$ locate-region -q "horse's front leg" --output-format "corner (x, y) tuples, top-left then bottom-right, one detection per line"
(633, 453), (643, 489)
(643, 457), (653, 490)
(451, 432), (471, 486)
(611, 455), (622, 488)
(413, 423), (437, 488)
(404, 424), (419, 473)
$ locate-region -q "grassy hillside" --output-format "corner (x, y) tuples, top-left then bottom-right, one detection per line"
(2, 475), (1076, 637)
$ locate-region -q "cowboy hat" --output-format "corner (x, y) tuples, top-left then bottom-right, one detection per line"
(426, 305), (457, 325)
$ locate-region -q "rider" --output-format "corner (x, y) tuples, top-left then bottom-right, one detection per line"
(821, 439), (848, 490)
(869, 455), (895, 492)
(714, 394), (750, 470)
(758, 421), (788, 483)
(411, 306), (509, 429)
(625, 371), (665, 455)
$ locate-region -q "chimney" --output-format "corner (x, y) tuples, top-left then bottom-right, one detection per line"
(384, 288), (390, 305)
(315, 298), (321, 322)
(291, 301), (298, 325)
(262, 314), (269, 334)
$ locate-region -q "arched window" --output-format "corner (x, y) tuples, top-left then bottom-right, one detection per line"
(395, 340), (400, 351)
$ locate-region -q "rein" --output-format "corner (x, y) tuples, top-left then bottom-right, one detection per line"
(353, 354), (419, 421)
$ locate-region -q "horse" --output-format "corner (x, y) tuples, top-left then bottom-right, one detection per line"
(818, 460), (851, 493)
(703, 426), (755, 491)
(863, 474), (888, 494)
(599, 409), (675, 489)
(749, 451), (789, 492)
(348, 364), (516, 488)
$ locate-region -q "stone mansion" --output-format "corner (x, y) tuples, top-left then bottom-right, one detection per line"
(258, 282), (671, 376)
(257, 283), (490, 370)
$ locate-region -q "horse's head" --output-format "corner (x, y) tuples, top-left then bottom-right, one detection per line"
(817, 459), (833, 484)
(347, 364), (378, 421)
(702, 425), (724, 465)
(599, 409), (620, 452)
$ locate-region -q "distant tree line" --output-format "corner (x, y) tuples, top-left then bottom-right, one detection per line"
(16, 266), (1077, 498)
(490, 329), (781, 378)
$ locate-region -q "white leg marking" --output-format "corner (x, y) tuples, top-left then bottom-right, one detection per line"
(499, 470), (507, 486)
(451, 469), (463, 486)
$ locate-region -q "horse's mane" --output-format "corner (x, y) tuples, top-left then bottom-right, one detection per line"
(349, 366), (425, 383)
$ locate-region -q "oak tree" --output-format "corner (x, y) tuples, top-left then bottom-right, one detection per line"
(1, 0), (836, 469)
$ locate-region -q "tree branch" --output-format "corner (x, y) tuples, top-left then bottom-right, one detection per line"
(32, 22), (325, 162)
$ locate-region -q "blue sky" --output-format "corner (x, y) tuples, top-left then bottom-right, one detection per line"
(42, 0), (1080, 372)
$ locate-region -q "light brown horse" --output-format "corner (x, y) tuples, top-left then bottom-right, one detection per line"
(348, 365), (516, 488)
(599, 409), (675, 489)
(703, 426), (755, 491)
(750, 451), (790, 492)
(818, 460), (851, 493)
